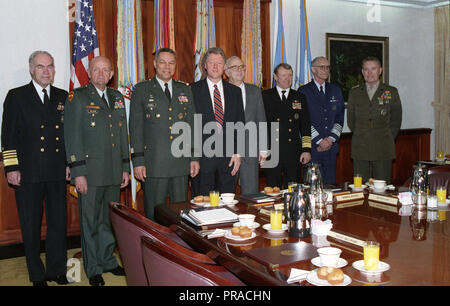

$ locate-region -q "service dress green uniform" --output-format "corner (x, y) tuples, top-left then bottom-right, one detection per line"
(347, 82), (402, 183)
(129, 77), (197, 220)
(64, 83), (130, 278)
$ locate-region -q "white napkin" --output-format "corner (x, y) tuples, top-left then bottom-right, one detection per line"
(398, 192), (413, 205)
(287, 268), (310, 283)
(207, 228), (228, 239)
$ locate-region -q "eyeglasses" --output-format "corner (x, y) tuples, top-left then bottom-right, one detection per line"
(227, 64), (246, 71)
(312, 65), (330, 70)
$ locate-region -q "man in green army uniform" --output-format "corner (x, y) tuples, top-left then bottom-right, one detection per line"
(64, 56), (130, 286)
(129, 48), (199, 220)
(347, 57), (402, 184)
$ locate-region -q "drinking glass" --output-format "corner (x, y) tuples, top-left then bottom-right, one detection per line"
(209, 190), (220, 207)
(270, 209), (283, 230)
(354, 174), (362, 188)
(363, 241), (380, 271)
(436, 186), (447, 203)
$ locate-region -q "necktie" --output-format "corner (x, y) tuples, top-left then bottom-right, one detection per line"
(281, 90), (287, 102)
(101, 93), (109, 108)
(213, 84), (224, 127)
(319, 85), (325, 96)
(42, 88), (50, 107)
(164, 83), (171, 101)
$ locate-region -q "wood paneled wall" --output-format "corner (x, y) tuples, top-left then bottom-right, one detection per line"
(72, 0), (272, 89)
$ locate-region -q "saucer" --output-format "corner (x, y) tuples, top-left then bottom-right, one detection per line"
(311, 256), (348, 268)
(352, 260), (390, 275)
(349, 184), (366, 191)
(224, 230), (256, 241)
(262, 223), (288, 234)
(370, 186), (387, 193)
(306, 269), (352, 286)
(233, 221), (260, 230)
(221, 199), (239, 206)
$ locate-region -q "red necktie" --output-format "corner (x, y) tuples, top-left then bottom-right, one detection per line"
(213, 84), (224, 128)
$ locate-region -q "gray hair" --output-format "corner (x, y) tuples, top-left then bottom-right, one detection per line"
(203, 47), (226, 65)
(155, 48), (177, 61)
(29, 51), (54, 67)
(311, 56), (328, 67)
(225, 56), (243, 69)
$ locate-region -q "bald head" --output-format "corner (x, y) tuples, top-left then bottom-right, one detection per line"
(88, 56), (114, 91)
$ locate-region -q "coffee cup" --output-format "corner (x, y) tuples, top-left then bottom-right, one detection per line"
(317, 247), (342, 267)
(373, 180), (386, 190)
(238, 214), (255, 227)
(220, 193), (235, 204)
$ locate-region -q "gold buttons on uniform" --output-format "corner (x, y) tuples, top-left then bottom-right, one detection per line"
(168, 117), (172, 121)
(111, 133), (114, 137)
(169, 126), (172, 130)
(170, 136), (174, 140)
(56, 149), (59, 153)
(41, 148), (45, 152)
(112, 144), (115, 147)
(156, 114), (161, 119)
(288, 139), (292, 142)
(275, 138), (279, 142)
(289, 119), (292, 122)
(56, 125), (60, 129)
(288, 129), (292, 132)
(277, 118), (280, 122)
(108, 114), (112, 118)
(41, 125), (45, 129)
(56, 137), (59, 141)
(110, 124), (113, 128)
(168, 108), (172, 111)
(41, 136), (45, 141)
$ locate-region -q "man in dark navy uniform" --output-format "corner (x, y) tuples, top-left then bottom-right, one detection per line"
(1, 51), (70, 286)
(298, 56), (345, 185)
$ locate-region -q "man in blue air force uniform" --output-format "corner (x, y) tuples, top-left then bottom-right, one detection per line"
(298, 56), (345, 185)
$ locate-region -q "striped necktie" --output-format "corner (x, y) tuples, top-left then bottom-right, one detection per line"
(213, 84), (224, 128)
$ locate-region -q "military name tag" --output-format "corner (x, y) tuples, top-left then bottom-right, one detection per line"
(87, 109), (99, 115)
(292, 100), (302, 110)
(86, 105), (100, 110)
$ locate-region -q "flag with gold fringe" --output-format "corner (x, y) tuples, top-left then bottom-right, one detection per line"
(117, 0), (145, 210)
(194, 0), (216, 82)
(294, 0), (312, 89)
(272, 0), (286, 87)
(153, 0), (175, 52)
(241, 0), (262, 87)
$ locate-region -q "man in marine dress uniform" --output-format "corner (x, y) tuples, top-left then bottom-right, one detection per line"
(263, 63), (312, 188)
(298, 56), (345, 185)
(64, 56), (130, 286)
(1, 51), (70, 286)
(225, 56), (267, 195)
(347, 57), (402, 184)
(129, 48), (199, 220)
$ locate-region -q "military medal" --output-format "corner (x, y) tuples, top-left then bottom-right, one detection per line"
(119, 121), (123, 127)
(68, 91), (74, 102)
(330, 96), (338, 103)
(292, 100), (302, 110)
(178, 95), (189, 103)
(146, 114), (151, 119)
(114, 99), (125, 109)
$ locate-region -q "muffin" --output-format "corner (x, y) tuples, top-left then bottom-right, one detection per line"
(239, 227), (252, 238)
(317, 266), (335, 280)
(264, 187), (273, 194)
(273, 187), (280, 193)
(231, 227), (241, 236)
(194, 195), (204, 203)
(327, 268), (344, 285)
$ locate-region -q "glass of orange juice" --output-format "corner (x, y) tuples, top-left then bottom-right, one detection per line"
(437, 151), (444, 159)
(209, 190), (220, 207)
(354, 174), (362, 188)
(270, 209), (283, 230)
(363, 241), (380, 271)
(436, 186), (447, 203)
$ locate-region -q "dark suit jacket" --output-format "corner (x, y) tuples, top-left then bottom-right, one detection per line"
(262, 88), (311, 162)
(1, 82), (68, 183)
(190, 79), (245, 170)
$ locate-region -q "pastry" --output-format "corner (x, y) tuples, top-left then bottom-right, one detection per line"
(327, 268), (344, 285)
(203, 196), (210, 202)
(194, 195), (204, 203)
(273, 187), (280, 193)
(264, 187), (273, 194)
(317, 266), (335, 280)
(231, 227), (240, 236)
(369, 178), (374, 186)
(239, 227), (252, 238)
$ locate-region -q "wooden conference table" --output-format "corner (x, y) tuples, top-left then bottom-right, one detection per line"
(154, 189), (450, 286)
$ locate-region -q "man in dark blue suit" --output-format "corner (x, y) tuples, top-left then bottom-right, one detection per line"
(190, 47), (246, 196)
(298, 57), (345, 185)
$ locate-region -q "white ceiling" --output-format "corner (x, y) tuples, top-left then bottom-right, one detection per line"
(338, 0), (449, 8)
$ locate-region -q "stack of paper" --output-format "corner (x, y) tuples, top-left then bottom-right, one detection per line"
(187, 208), (238, 226)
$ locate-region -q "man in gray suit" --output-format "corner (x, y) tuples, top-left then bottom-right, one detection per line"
(225, 56), (267, 195)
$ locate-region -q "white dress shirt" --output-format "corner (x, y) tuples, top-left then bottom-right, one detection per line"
(313, 79), (326, 95)
(238, 82), (246, 111)
(276, 86), (290, 101)
(32, 80), (50, 104)
(156, 76), (173, 97)
(207, 78), (225, 112)
(94, 86), (109, 106)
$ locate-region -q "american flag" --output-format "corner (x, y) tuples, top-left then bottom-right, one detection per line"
(70, 0), (99, 91)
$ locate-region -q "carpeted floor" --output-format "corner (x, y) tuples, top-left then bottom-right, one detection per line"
(0, 248), (127, 286)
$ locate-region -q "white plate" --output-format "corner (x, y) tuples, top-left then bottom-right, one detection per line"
(262, 223), (288, 234)
(190, 199), (209, 206)
(349, 184), (367, 191)
(311, 257), (348, 268)
(261, 191), (282, 197)
(221, 199), (239, 206)
(233, 221), (260, 230)
(352, 260), (390, 275)
(190, 199), (227, 207)
(306, 269), (351, 286)
(224, 230), (256, 241)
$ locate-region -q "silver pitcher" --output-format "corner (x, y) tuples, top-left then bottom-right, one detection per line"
(303, 163), (323, 194)
(283, 189), (312, 238)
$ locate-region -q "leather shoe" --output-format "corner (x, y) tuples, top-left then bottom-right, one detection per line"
(46, 275), (69, 285)
(33, 281), (48, 286)
(104, 266), (125, 276)
(89, 274), (105, 286)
